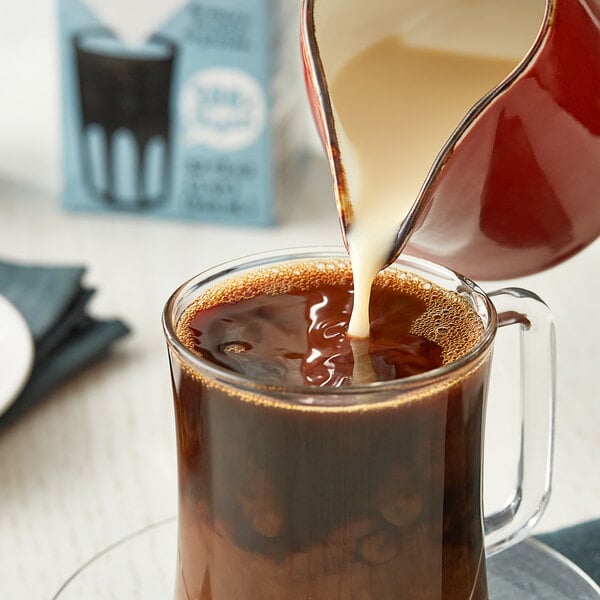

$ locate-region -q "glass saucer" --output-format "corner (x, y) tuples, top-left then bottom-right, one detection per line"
(52, 517), (600, 599)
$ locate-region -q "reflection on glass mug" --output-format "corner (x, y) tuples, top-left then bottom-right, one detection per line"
(162, 248), (556, 600)
(73, 28), (177, 210)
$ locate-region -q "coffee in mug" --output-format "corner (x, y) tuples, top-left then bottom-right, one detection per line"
(163, 249), (555, 600)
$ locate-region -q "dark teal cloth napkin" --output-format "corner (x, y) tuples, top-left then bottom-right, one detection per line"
(537, 519), (600, 585)
(0, 259), (130, 429)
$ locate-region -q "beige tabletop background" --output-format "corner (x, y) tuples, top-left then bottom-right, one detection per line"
(1, 2), (599, 599)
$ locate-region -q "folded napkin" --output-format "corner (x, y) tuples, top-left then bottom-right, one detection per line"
(537, 519), (600, 585)
(0, 259), (129, 429)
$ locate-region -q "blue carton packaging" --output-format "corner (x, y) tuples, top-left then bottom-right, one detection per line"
(58, 0), (306, 225)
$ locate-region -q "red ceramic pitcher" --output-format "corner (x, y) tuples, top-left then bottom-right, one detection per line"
(302, 0), (600, 279)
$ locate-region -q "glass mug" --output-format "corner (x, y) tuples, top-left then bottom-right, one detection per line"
(162, 248), (555, 599)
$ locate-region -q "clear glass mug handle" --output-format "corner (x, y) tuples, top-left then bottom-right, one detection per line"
(484, 288), (556, 556)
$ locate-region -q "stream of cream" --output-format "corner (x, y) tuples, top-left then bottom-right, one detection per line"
(330, 36), (519, 337)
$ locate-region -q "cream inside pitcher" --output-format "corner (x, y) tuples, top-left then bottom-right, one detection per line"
(309, 0), (547, 237)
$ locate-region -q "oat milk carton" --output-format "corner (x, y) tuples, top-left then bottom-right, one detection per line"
(58, 0), (306, 224)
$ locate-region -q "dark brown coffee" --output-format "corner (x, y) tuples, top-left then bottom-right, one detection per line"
(170, 261), (490, 599)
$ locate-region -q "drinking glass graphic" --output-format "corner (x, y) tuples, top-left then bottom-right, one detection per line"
(73, 28), (177, 209)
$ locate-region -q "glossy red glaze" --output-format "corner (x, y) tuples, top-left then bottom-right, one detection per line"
(406, 0), (600, 279)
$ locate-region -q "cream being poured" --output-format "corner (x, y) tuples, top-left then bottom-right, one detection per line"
(328, 36), (524, 337)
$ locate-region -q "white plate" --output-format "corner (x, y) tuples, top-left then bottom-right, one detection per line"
(0, 294), (35, 415)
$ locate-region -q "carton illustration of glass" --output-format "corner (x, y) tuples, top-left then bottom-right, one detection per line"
(73, 28), (177, 209)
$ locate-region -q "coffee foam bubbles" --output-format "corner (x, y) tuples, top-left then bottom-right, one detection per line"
(375, 269), (485, 365)
(175, 259), (486, 403)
